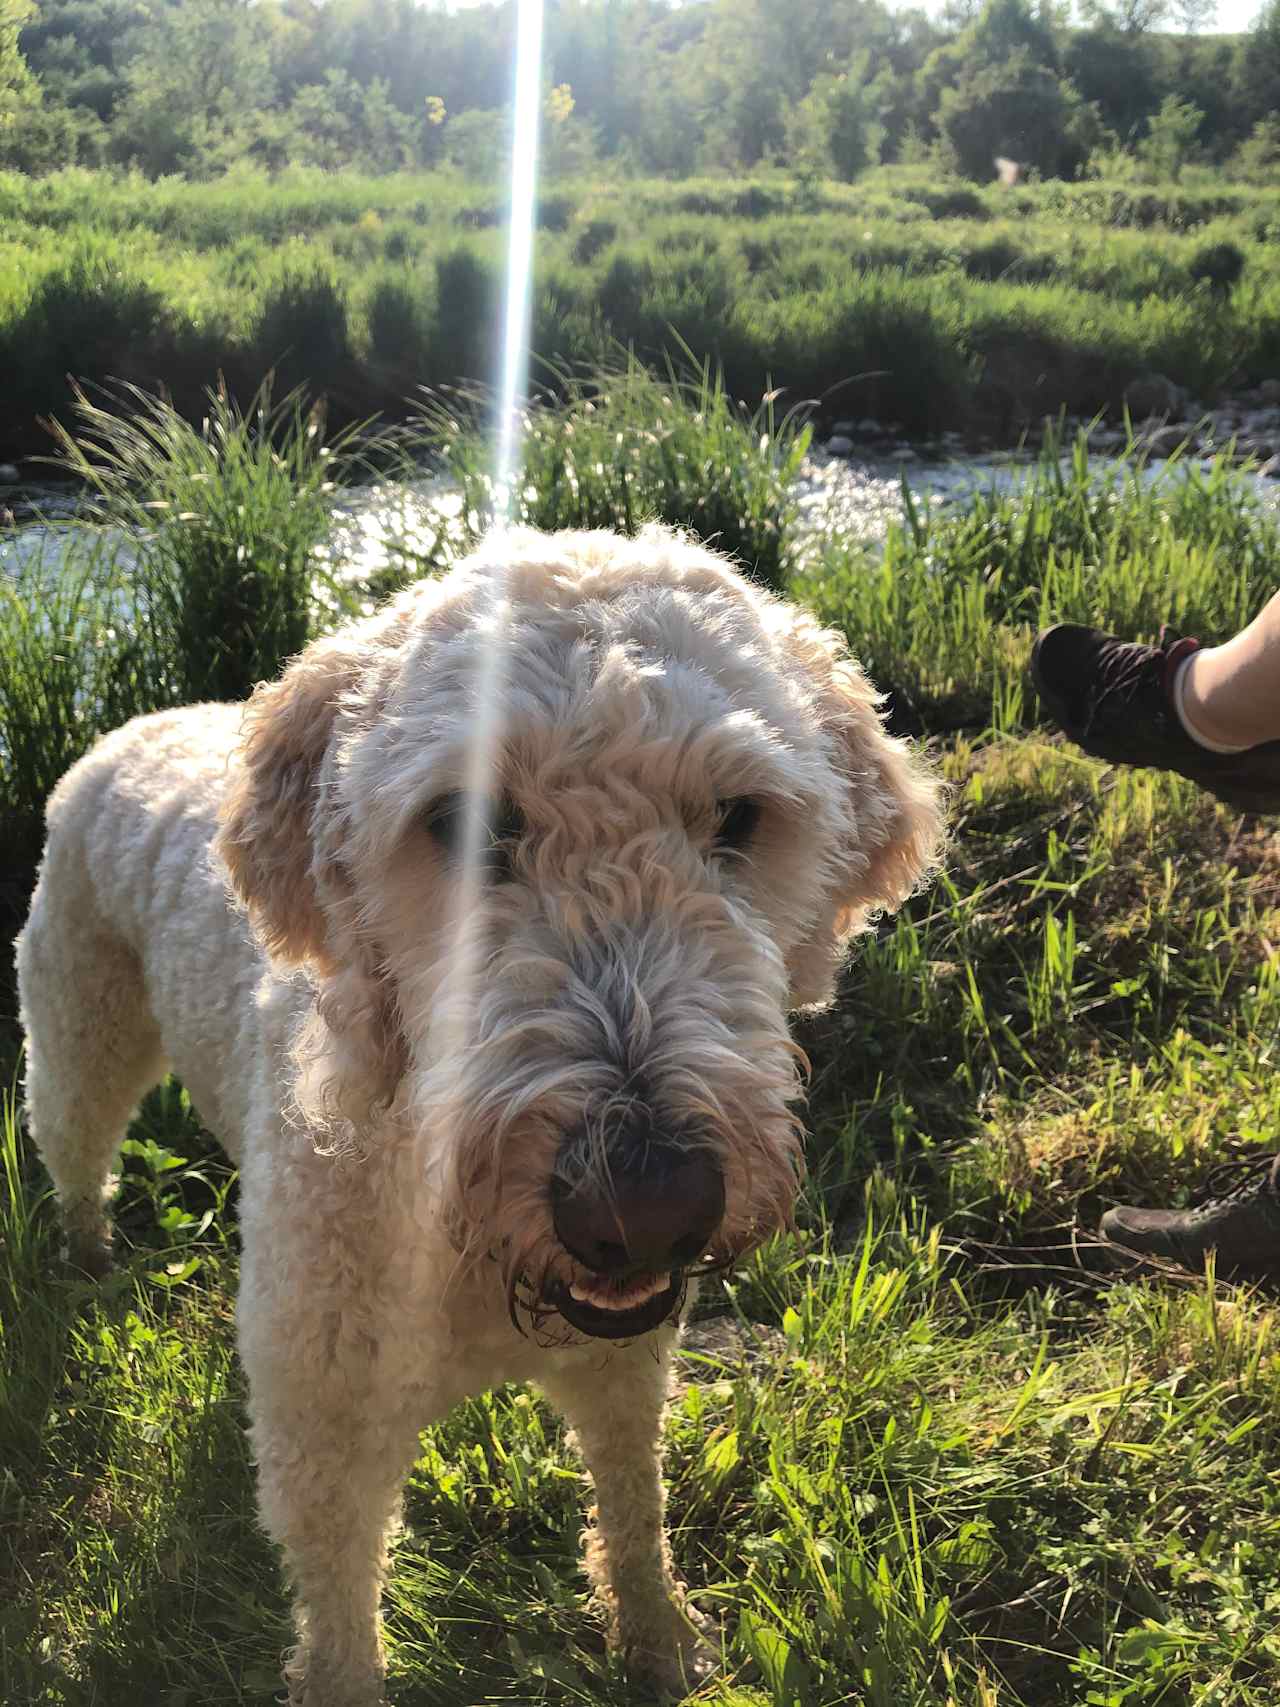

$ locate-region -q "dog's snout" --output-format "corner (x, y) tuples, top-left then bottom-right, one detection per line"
(551, 1128), (724, 1276)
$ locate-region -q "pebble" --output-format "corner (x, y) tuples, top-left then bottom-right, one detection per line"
(824, 435), (855, 457)
(0, 464), (18, 485)
(1142, 424), (1196, 458)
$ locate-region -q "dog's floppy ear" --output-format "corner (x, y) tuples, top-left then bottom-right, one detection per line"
(217, 634), (356, 964)
(784, 617), (945, 1009)
(217, 603), (411, 967)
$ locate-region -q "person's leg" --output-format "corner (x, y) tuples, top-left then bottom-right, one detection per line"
(1030, 600), (1280, 814)
(1032, 596), (1280, 1273)
(1177, 589), (1280, 752)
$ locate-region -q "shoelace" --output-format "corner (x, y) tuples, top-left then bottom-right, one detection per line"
(1087, 640), (1167, 720)
(1088, 629), (1198, 728)
(1193, 1152), (1280, 1212)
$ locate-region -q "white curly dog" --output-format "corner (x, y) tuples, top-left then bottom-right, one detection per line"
(17, 525), (941, 1704)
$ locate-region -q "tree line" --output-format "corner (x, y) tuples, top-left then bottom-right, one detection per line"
(3, 0), (1280, 183)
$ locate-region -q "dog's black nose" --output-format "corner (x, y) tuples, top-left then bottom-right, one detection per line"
(551, 1125), (724, 1276)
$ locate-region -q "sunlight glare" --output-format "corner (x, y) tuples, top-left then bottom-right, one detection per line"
(432, 0), (545, 1131)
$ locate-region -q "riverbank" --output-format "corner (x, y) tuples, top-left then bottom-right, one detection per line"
(4, 164), (1280, 462)
(6, 378), (1280, 1707)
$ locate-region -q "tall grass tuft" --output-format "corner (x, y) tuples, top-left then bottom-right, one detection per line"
(431, 244), (499, 387)
(365, 270), (433, 384)
(0, 539), (151, 935)
(48, 381), (365, 706)
(6, 245), (167, 421)
(254, 264), (353, 401)
(798, 422), (1274, 731)
(415, 352), (812, 592)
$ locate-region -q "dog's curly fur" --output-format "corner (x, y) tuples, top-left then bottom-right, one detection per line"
(16, 526), (942, 1703)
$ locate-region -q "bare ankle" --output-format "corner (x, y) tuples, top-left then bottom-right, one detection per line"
(1175, 651), (1257, 753)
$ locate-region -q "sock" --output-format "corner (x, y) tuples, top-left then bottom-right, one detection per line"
(1171, 654), (1252, 755)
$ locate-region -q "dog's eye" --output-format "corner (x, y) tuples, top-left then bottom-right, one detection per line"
(423, 792), (526, 880)
(713, 796), (761, 853)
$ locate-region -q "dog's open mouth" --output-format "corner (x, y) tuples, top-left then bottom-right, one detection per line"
(548, 1268), (682, 1339)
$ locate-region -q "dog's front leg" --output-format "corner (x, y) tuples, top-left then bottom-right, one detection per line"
(249, 1393), (421, 1707)
(540, 1333), (719, 1697)
(237, 1171), (425, 1707)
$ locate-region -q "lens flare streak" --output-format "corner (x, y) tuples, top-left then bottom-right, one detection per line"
(493, 0), (545, 522)
(433, 0), (544, 1138)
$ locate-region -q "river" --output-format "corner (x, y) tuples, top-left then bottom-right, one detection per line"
(4, 444), (1278, 592)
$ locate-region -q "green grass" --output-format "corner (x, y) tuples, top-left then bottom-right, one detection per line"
(413, 352), (812, 595)
(5, 389), (1280, 1704)
(4, 164), (1280, 458)
(50, 379), (371, 704)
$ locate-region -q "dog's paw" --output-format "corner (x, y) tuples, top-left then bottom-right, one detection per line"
(627, 1609), (722, 1699)
(64, 1228), (113, 1281)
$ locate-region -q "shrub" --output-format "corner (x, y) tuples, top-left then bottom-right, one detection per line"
(1189, 240), (1245, 297)
(939, 51), (1101, 183)
(444, 108), (506, 179)
(571, 216), (618, 265)
(1137, 96), (1204, 185)
(365, 272), (432, 382)
(596, 248), (656, 327)
(535, 193), (574, 232)
(431, 244), (498, 386)
(729, 274), (975, 436)
(963, 236), (1028, 281)
(413, 354), (811, 594)
(9, 244), (166, 420)
(904, 184), (989, 220)
(1232, 116), (1280, 184)
(47, 381), (365, 705)
(254, 263), (352, 398)
(730, 183), (785, 218)
(0, 540), (151, 906)
(382, 222), (421, 263)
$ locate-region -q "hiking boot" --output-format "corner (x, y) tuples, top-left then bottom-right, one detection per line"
(1100, 1153), (1280, 1276)
(1030, 623), (1280, 813)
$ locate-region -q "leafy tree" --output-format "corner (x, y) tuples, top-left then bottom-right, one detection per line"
(939, 48), (1102, 180)
(966, 0), (1060, 71)
(1233, 114), (1280, 181)
(443, 107), (508, 179)
(283, 69), (418, 172)
(787, 58), (886, 181)
(1064, 23), (1159, 142)
(1239, 0), (1280, 133)
(1, 90), (101, 168)
(111, 0), (277, 174)
(1, 0), (1266, 181)
(918, 0), (1060, 149)
(1, 0), (37, 129)
(541, 81), (598, 176)
(18, 0), (147, 118)
(1136, 92), (1203, 180)
(1078, 0), (1170, 31)
(1171, 0), (1216, 30)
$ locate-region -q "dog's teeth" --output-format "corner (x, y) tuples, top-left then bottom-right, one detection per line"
(565, 1270), (674, 1313)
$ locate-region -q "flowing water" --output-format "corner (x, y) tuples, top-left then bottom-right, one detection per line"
(5, 444), (1279, 594)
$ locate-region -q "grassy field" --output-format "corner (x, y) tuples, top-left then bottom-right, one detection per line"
(4, 383), (1280, 1704)
(4, 165), (1280, 459)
